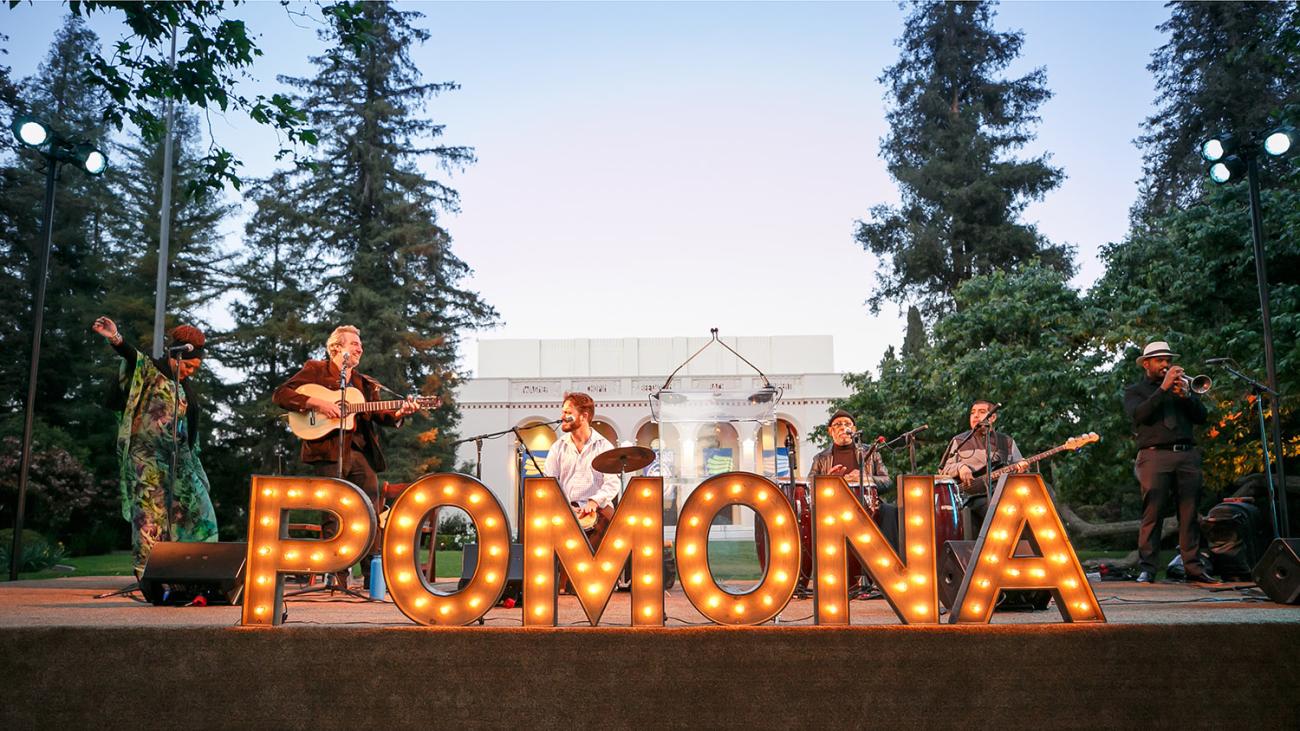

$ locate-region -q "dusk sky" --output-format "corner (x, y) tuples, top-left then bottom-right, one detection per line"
(4, 1), (1173, 375)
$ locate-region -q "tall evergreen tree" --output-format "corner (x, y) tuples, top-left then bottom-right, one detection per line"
(220, 171), (330, 476)
(1135, 1), (1299, 219)
(276, 1), (497, 477)
(856, 1), (1072, 319)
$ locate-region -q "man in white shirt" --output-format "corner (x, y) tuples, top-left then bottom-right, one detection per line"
(543, 392), (620, 594)
(543, 391), (620, 537)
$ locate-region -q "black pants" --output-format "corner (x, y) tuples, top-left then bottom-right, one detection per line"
(1136, 447), (1205, 575)
(310, 450), (380, 579)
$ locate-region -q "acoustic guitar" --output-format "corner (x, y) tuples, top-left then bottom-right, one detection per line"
(287, 383), (441, 440)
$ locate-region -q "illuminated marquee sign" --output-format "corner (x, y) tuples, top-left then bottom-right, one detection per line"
(242, 472), (1103, 627)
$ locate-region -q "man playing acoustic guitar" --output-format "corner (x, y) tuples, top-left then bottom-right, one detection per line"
(273, 325), (420, 588)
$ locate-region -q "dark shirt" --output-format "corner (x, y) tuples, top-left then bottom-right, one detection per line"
(1123, 375), (1208, 449)
(809, 443), (889, 489)
(830, 444), (859, 474)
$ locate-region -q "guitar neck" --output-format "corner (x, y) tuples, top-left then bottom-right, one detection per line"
(989, 443), (1072, 479)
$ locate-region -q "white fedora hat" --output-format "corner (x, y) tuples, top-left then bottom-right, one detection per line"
(1136, 341), (1178, 363)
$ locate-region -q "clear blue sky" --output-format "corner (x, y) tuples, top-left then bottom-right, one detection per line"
(3, 1), (1171, 375)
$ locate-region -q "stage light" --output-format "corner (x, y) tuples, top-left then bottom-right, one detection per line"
(1209, 156), (1246, 184)
(1200, 134), (1234, 162)
(1263, 126), (1295, 157)
(78, 144), (107, 175)
(12, 116), (49, 147)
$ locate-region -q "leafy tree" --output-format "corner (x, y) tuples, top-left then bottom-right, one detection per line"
(856, 0), (1072, 319)
(1134, 1), (1299, 219)
(267, 1), (497, 478)
(3, 1), (375, 194)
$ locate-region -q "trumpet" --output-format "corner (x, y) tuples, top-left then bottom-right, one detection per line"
(1178, 374), (1213, 394)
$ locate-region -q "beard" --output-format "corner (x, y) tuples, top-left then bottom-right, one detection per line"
(561, 420), (577, 433)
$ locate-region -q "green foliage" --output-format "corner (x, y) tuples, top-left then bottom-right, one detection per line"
(857, 1), (1072, 318)
(0, 529), (68, 573)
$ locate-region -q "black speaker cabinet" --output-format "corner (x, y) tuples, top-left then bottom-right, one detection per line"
(1253, 538), (1300, 605)
(939, 540), (1051, 612)
(458, 543), (525, 602)
(139, 541), (247, 606)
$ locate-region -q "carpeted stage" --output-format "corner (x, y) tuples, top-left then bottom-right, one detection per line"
(2, 576), (1298, 729)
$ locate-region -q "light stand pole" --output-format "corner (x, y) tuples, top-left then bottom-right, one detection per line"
(1244, 156), (1289, 538)
(7, 117), (107, 581)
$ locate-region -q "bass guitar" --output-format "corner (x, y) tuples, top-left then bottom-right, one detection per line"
(287, 383), (441, 440)
(960, 432), (1099, 492)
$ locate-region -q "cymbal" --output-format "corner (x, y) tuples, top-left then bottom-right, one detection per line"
(592, 446), (656, 474)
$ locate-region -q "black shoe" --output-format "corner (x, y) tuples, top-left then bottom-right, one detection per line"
(1186, 571), (1222, 585)
(1136, 571), (1156, 584)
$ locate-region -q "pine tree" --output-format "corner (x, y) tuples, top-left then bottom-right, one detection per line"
(1135, 2), (1299, 219)
(900, 305), (927, 360)
(856, 1), (1072, 319)
(275, 2), (497, 477)
(220, 171), (330, 475)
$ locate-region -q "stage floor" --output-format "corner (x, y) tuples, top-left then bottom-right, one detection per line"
(2, 574), (1297, 628)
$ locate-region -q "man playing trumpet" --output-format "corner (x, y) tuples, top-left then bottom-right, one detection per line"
(1123, 341), (1220, 584)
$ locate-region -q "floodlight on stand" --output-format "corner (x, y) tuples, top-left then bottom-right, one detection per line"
(77, 144), (107, 175)
(1263, 126), (1295, 157)
(12, 115), (49, 148)
(1208, 156), (1246, 184)
(1200, 133), (1236, 162)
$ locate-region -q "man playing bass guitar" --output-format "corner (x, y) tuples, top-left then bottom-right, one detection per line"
(938, 399), (1029, 532)
(273, 325), (420, 589)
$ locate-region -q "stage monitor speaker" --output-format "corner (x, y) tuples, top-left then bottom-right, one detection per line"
(1253, 538), (1300, 605)
(939, 540), (1051, 612)
(139, 541), (247, 606)
(458, 543), (525, 603)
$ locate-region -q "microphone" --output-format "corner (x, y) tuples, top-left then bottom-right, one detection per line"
(168, 343), (194, 354)
(903, 423), (928, 438)
(1205, 357), (1232, 365)
(341, 351), (353, 366)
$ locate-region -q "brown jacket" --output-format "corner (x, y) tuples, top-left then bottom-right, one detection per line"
(272, 359), (402, 472)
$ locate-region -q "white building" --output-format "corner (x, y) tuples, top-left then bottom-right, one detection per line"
(454, 335), (851, 539)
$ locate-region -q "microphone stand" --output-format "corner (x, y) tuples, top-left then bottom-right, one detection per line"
(1212, 361), (1283, 538)
(883, 425), (927, 473)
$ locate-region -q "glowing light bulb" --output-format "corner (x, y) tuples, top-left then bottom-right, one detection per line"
(641, 517), (654, 527)
(707, 596), (720, 608)
(1031, 504), (1047, 516)
(1006, 568), (1020, 577)
(733, 603), (746, 615)
(1074, 601), (1089, 611)
(1064, 578), (1078, 589)
(339, 496), (350, 506)
(339, 546), (350, 556)
(469, 493), (482, 504)
(757, 490), (769, 501)
(762, 595), (773, 606)
(288, 489), (301, 498)
(414, 597), (428, 608)
(564, 539), (578, 550)
(824, 545), (837, 555)
(254, 606), (267, 616)
(910, 545), (926, 556)
(730, 484), (742, 495)
(704, 492), (714, 501)
(641, 487), (652, 498)
(877, 558), (892, 568)
(971, 603), (983, 612)
(641, 574), (653, 585)
(626, 516), (638, 525)
(262, 488), (274, 497)
(534, 575), (545, 585)
(442, 486), (456, 496)
(1016, 486), (1030, 496)
(533, 547), (546, 557)
(485, 572), (498, 583)
(601, 561), (613, 572)
(1053, 553), (1068, 564)
(1002, 505), (1017, 515)
(841, 510), (853, 522)
(1029, 568), (1046, 578)
(550, 516), (562, 526)
(310, 552), (323, 562)
(823, 488), (833, 497)
(534, 606), (545, 617)
(398, 516), (413, 528)
(774, 515), (786, 526)
(642, 606), (654, 617)
(285, 551), (298, 560)
(894, 581), (909, 592)
(910, 573), (926, 585)
(577, 562), (590, 573)
(857, 533), (873, 544)
(779, 542), (791, 554)
(642, 547), (654, 557)
(823, 516), (835, 525)
(351, 521), (365, 533)
(489, 546), (501, 557)
(398, 572), (412, 583)
(256, 575), (268, 585)
(985, 555), (999, 564)
(469, 597), (482, 608)
(260, 516), (272, 526)
(775, 570), (789, 582)
(822, 573), (836, 585)
(910, 487), (922, 498)
(909, 515), (923, 527)
(439, 605), (451, 616)
(413, 492), (426, 503)
(912, 603), (928, 615)
(485, 517), (496, 527)
(688, 516), (700, 527)
(613, 539), (625, 549)
(692, 572), (705, 585)
(684, 544), (697, 556)
(395, 545), (406, 555)
(978, 579), (991, 589)
(535, 488), (547, 498)
(827, 605), (838, 615)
